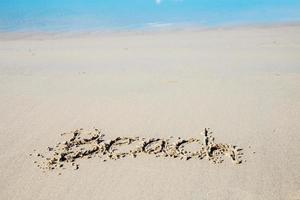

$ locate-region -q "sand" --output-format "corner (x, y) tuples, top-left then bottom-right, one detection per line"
(0, 24), (300, 200)
(32, 128), (244, 172)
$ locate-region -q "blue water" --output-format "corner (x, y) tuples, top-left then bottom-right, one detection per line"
(0, 0), (300, 32)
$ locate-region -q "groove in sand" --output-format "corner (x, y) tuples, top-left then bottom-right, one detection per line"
(31, 128), (244, 172)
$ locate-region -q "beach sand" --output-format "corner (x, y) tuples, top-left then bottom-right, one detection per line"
(0, 25), (300, 200)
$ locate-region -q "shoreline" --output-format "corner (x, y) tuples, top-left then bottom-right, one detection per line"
(1, 21), (300, 40)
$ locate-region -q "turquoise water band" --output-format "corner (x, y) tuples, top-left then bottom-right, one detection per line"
(1, 0), (300, 31)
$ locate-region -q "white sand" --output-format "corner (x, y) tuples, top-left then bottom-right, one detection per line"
(0, 25), (300, 200)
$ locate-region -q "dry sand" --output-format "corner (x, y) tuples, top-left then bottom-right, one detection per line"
(0, 24), (300, 200)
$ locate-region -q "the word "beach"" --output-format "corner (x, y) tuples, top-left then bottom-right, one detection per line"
(32, 128), (244, 171)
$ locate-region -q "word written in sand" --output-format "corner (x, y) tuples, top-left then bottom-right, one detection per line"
(31, 128), (244, 172)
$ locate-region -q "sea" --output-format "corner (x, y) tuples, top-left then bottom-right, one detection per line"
(0, 0), (300, 32)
